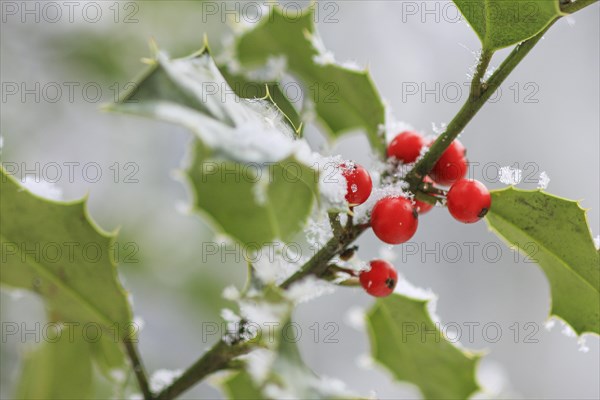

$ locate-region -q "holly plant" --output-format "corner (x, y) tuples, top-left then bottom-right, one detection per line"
(1, 1), (598, 399)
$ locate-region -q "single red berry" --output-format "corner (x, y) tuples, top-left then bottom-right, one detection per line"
(371, 197), (418, 244)
(446, 179), (491, 223)
(414, 176), (435, 214)
(387, 131), (427, 164)
(430, 139), (468, 186)
(342, 163), (372, 206)
(359, 259), (398, 297)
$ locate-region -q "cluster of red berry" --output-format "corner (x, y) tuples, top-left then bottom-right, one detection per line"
(340, 131), (492, 297)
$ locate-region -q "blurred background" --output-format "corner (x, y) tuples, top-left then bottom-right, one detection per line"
(1, 0), (598, 398)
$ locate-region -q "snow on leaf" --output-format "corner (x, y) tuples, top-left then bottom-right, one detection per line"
(21, 176), (63, 201)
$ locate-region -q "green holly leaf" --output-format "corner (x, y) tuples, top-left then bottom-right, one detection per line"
(187, 141), (318, 246)
(452, 0), (563, 50)
(220, 68), (302, 134)
(221, 370), (267, 400)
(367, 293), (481, 400)
(109, 49), (319, 247)
(0, 169), (133, 334)
(15, 332), (94, 399)
(486, 187), (600, 335)
(234, 6), (386, 156)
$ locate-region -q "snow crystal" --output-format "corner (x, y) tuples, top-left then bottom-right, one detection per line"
(301, 97), (317, 124)
(316, 155), (348, 209)
(7, 289), (25, 300)
(356, 354), (375, 370)
(21, 176), (63, 201)
(431, 122), (448, 135)
(577, 337), (590, 353)
(499, 166), (522, 185)
(252, 171), (270, 205)
(475, 360), (510, 397)
(264, 383), (296, 400)
(240, 348), (275, 384)
(305, 30), (336, 65)
(220, 308), (242, 337)
(394, 278), (440, 324)
(378, 245), (397, 262)
(109, 369), (127, 383)
(379, 102), (417, 144)
(561, 322), (576, 338)
(149, 369), (183, 393)
(548, 318), (593, 353)
(153, 52), (317, 166)
(537, 171), (550, 190)
(133, 316), (145, 331)
(285, 276), (336, 304)
(312, 376), (356, 397)
(252, 242), (307, 284)
(174, 201), (192, 215)
(304, 213), (334, 248)
(340, 60), (364, 71)
(222, 285), (241, 301)
(344, 306), (366, 330)
(244, 55), (287, 82)
(544, 319), (556, 331)
(239, 301), (288, 328)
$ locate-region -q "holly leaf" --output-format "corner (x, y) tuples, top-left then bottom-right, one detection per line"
(486, 187), (600, 335)
(221, 370), (267, 400)
(452, 0), (563, 50)
(220, 68), (302, 134)
(187, 142), (318, 246)
(234, 6), (386, 156)
(15, 332), (94, 399)
(0, 169), (133, 334)
(109, 49), (319, 247)
(367, 293), (481, 400)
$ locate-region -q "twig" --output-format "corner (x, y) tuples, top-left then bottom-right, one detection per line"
(124, 340), (153, 400)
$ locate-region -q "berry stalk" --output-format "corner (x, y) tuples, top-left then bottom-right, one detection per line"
(404, 20), (556, 192)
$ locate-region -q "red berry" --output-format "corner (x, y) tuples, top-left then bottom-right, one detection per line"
(387, 131), (427, 164)
(342, 163), (372, 206)
(359, 259), (398, 297)
(430, 140), (468, 186)
(446, 179), (491, 223)
(371, 197), (418, 244)
(414, 176), (435, 214)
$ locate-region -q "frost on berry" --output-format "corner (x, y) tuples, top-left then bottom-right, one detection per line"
(353, 183), (410, 224)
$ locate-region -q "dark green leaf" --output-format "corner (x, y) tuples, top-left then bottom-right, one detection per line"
(486, 187), (600, 335)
